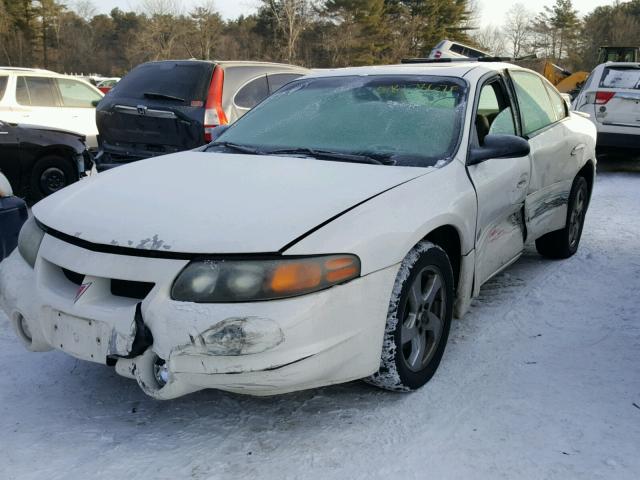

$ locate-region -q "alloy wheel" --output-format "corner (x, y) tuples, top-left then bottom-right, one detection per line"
(400, 265), (447, 372)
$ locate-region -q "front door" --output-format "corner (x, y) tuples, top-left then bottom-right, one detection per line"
(466, 75), (531, 288)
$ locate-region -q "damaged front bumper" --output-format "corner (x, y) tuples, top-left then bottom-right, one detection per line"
(0, 234), (398, 399)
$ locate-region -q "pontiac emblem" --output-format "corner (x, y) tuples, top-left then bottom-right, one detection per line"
(74, 282), (92, 303)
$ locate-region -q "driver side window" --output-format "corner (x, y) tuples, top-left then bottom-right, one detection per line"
(475, 80), (516, 145)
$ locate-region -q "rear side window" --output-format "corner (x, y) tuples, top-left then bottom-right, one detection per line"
(234, 75), (269, 109)
(0, 76), (7, 100)
(450, 44), (466, 55)
(56, 78), (102, 107)
(267, 73), (302, 94)
(599, 67), (640, 89)
(111, 62), (213, 103)
(16, 76), (59, 107)
(544, 83), (568, 121)
(449, 43), (484, 58)
(511, 71), (557, 136)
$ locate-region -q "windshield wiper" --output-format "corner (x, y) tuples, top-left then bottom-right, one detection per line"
(265, 147), (392, 165)
(143, 92), (185, 103)
(207, 141), (263, 155)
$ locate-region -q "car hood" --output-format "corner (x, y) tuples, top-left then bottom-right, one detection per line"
(18, 123), (86, 141)
(33, 152), (429, 254)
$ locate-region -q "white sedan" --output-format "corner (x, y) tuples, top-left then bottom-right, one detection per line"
(0, 62), (596, 399)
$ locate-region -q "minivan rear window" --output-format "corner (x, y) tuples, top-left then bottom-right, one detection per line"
(112, 62), (213, 103)
(599, 67), (640, 89)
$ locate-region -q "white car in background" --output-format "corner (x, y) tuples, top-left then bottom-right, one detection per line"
(573, 62), (640, 149)
(0, 62), (596, 400)
(428, 40), (490, 59)
(0, 68), (103, 150)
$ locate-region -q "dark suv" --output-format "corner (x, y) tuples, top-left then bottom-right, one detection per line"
(95, 60), (309, 170)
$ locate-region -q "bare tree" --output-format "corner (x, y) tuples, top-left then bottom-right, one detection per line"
(504, 3), (533, 58)
(265, 0), (312, 62)
(73, 0), (97, 21)
(188, 1), (223, 60)
(470, 26), (506, 56)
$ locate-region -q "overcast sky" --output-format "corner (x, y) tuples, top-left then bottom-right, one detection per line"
(92, 0), (617, 26)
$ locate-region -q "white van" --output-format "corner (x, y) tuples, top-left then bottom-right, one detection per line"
(0, 68), (103, 149)
(428, 40), (490, 59)
(573, 62), (640, 149)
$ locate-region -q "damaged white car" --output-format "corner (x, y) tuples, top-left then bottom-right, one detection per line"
(0, 62), (596, 399)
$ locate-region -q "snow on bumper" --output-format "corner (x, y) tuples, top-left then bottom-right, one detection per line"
(0, 235), (398, 398)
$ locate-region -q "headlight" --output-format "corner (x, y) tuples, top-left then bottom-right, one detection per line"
(171, 254), (360, 302)
(18, 217), (45, 268)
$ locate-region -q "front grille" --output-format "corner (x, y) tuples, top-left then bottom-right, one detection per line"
(111, 279), (155, 300)
(62, 267), (83, 285)
(60, 266), (155, 300)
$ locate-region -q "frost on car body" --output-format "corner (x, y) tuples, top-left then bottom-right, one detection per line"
(0, 63), (597, 398)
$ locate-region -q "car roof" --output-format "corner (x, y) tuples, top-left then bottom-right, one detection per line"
(137, 59), (309, 71)
(0, 67), (58, 75)
(0, 68), (89, 79)
(304, 62), (521, 80)
(597, 61), (640, 68)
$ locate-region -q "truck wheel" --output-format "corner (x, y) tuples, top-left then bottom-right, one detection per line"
(30, 155), (75, 201)
(536, 175), (589, 259)
(366, 241), (454, 391)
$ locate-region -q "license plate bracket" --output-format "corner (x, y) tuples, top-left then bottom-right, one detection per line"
(49, 311), (110, 362)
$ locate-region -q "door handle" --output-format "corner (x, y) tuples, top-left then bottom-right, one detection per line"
(516, 174), (528, 189)
(571, 144), (585, 156)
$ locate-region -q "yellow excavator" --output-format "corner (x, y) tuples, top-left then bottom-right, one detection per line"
(542, 62), (588, 95)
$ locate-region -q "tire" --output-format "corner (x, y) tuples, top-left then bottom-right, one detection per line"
(535, 175), (589, 259)
(367, 241), (454, 391)
(30, 155), (76, 202)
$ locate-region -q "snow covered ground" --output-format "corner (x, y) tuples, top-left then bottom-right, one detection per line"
(1, 159), (639, 480)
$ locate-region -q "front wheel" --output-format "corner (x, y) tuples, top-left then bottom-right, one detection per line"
(30, 155), (75, 202)
(367, 241), (454, 391)
(535, 175), (589, 259)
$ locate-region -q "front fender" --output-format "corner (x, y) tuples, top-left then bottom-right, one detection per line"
(284, 161), (477, 276)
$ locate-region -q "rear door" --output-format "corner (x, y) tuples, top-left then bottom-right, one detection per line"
(596, 65), (640, 128)
(96, 61), (214, 158)
(12, 76), (62, 128)
(509, 70), (576, 239)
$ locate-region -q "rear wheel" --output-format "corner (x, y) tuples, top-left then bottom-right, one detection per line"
(367, 241), (454, 391)
(536, 175), (589, 259)
(30, 155), (75, 201)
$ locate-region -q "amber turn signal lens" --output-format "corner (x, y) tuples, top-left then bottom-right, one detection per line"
(325, 257), (359, 283)
(270, 262), (323, 293)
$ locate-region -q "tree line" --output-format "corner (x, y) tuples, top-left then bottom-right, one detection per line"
(0, 0), (638, 76)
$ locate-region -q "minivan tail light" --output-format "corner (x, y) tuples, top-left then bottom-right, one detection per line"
(595, 91), (616, 104)
(204, 66), (228, 142)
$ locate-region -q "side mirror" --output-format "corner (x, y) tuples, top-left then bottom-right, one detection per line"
(208, 124), (230, 142)
(468, 134), (530, 166)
